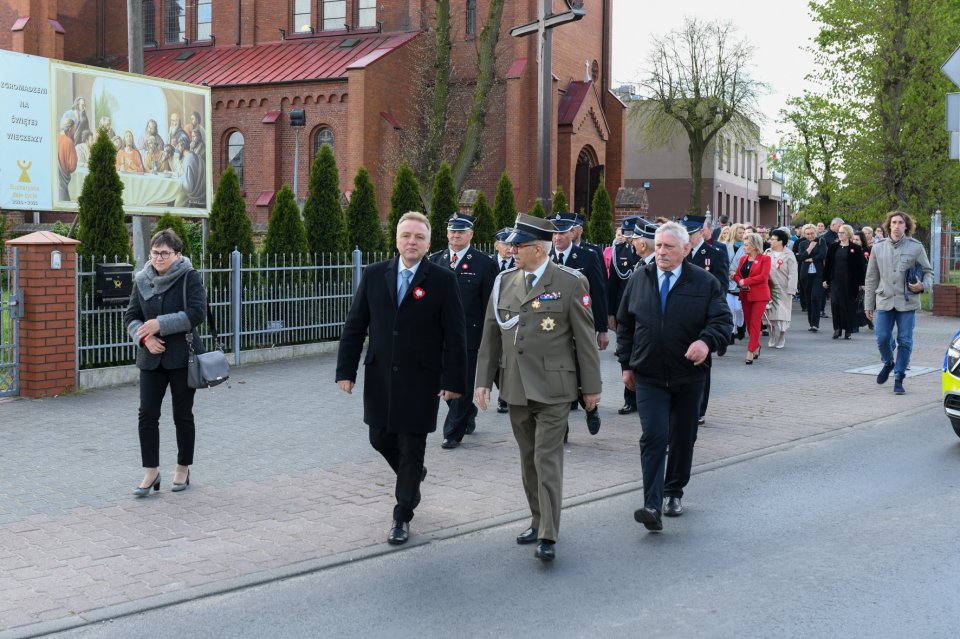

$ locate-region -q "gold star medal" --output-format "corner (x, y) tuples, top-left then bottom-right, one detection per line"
(531, 299), (541, 309)
(540, 317), (556, 332)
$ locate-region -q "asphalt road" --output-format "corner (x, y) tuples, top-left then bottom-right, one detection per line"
(51, 405), (960, 639)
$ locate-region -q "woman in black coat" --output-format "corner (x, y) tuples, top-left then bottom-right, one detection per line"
(822, 224), (866, 340)
(123, 230), (207, 496)
(795, 224), (827, 332)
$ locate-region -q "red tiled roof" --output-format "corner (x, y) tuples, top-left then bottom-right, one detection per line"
(114, 31), (419, 87)
(558, 81), (593, 125)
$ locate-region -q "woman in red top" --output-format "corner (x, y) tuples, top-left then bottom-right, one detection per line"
(736, 233), (771, 364)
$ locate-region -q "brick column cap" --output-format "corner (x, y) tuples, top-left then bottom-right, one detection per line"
(6, 231), (81, 246)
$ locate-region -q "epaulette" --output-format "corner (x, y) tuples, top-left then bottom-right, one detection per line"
(556, 263), (586, 279)
(428, 250), (446, 259)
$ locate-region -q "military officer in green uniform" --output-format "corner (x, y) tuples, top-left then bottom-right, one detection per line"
(474, 214), (602, 562)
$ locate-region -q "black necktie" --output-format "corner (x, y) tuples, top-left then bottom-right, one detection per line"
(556, 252), (565, 266)
(500, 259), (508, 272)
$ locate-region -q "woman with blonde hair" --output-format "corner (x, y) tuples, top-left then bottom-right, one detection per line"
(823, 224), (866, 339)
(735, 233), (771, 363)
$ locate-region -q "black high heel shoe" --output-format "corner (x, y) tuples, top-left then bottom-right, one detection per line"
(133, 471), (161, 497)
(172, 469), (191, 493)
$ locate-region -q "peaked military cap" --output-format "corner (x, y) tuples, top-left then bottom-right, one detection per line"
(549, 211), (580, 232)
(494, 227), (513, 242)
(680, 214), (707, 232)
(620, 216), (640, 238)
(505, 214), (560, 243)
(446, 212), (476, 230)
(633, 218), (659, 240)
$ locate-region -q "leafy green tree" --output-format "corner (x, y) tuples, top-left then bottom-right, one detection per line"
(263, 185), (309, 256)
(77, 128), (130, 262)
(207, 165), (254, 258)
(389, 161), (423, 246)
(471, 192), (496, 245)
(493, 172), (517, 229)
(151, 213), (194, 259)
(302, 144), (347, 253)
(587, 181), (614, 244)
(346, 166), (385, 252)
(429, 162), (458, 249)
(552, 186), (568, 213)
(529, 201), (546, 218)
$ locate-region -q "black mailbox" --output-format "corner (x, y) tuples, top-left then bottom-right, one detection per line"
(95, 263), (133, 306)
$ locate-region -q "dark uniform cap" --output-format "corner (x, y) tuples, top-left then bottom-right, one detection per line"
(620, 216), (640, 237)
(446, 213), (476, 230)
(573, 213), (586, 227)
(505, 214), (560, 243)
(549, 211), (579, 232)
(494, 227), (513, 242)
(680, 214), (707, 233)
(633, 218), (659, 240)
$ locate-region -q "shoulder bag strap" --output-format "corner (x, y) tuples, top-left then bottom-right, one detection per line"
(181, 268), (219, 349)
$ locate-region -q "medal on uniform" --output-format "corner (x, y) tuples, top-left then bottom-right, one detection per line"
(531, 299), (541, 309)
(705, 257), (711, 271)
(540, 317), (556, 331)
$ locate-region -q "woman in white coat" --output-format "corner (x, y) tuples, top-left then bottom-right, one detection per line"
(764, 228), (798, 348)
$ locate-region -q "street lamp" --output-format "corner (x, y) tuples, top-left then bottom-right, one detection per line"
(290, 109), (307, 205)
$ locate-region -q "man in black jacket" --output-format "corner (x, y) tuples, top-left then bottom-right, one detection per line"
(336, 212), (467, 546)
(616, 222), (731, 532)
(429, 213), (498, 448)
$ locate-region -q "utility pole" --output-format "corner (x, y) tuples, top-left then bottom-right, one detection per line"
(127, 0), (151, 269)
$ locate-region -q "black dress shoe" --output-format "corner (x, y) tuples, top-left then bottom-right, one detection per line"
(832, 329), (841, 339)
(387, 520), (409, 545)
(534, 540), (555, 561)
(441, 438), (460, 449)
(497, 399), (509, 414)
(843, 331), (851, 339)
(633, 507), (663, 531)
(586, 408), (601, 435)
(516, 527), (538, 544)
(663, 496), (683, 517)
(465, 422), (476, 435)
(618, 403), (636, 415)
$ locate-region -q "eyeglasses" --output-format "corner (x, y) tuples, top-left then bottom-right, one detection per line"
(509, 243), (537, 252)
(151, 250), (176, 260)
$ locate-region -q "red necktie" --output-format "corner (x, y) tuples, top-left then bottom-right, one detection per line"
(450, 254), (458, 269)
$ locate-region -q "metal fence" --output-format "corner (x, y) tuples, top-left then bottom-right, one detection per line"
(1, 247), (20, 397)
(77, 249), (391, 370)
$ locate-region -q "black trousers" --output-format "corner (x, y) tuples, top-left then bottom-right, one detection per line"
(369, 427), (428, 523)
(138, 366), (196, 468)
(699, 364), (711, 418)
(443, 348), (478, 441)
(804, 275), (824, 328)
(635, 380), (704, 512)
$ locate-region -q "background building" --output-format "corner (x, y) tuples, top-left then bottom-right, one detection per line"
(2, 0), (624, 227)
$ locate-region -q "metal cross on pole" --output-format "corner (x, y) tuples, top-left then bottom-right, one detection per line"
(510, 0), (585, 212)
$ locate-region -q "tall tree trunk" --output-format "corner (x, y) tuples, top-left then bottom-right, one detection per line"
(687, 133), (705, 214)
(417, 0), (452, 213)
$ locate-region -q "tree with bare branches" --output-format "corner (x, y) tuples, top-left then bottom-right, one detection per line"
(632, 18), (765, 214)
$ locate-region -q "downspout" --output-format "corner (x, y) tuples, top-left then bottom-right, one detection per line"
(236, 0), (241, 45)
(601, 0), (609, 98)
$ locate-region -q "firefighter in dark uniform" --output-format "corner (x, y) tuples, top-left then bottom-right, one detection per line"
(549, 212), (608, 437)
(681, 214), (730, 424)
(607, 216), (642, 414)
(429, 213), (498, 448)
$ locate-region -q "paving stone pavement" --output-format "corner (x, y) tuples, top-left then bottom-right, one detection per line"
(0, 306), (955, 636)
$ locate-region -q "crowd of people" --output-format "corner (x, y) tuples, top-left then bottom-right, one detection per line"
(128, 207), (932, 564)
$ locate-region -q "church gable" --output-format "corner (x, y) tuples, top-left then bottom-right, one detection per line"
(558, 80), (609, 142)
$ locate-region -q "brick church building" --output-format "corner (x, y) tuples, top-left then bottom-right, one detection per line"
(2, 0), (623, 225)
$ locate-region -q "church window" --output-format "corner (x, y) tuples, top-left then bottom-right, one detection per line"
(196, 0), (212, 40)
(466, 0), (476, 36)
(323, 0), (346, 31)
(164, 0), (185, 43)
(294, 0), (312, 33)
(315, 127), (335, 155)
(143, 1), (156, 45)
(358, 0), (377, 28)
(228, 131), (245, 187)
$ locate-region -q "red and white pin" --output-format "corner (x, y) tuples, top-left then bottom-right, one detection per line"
(413, 287), (426, 299)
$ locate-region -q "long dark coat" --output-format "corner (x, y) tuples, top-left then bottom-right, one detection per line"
(336, 257), (467, 433)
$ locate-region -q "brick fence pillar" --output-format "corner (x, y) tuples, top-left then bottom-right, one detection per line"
(4, 231), (81, 398)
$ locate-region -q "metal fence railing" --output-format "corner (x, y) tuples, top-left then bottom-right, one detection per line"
(76, 249), (393, 370)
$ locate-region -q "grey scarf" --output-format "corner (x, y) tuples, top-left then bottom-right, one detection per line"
(134, 256), (194, 301)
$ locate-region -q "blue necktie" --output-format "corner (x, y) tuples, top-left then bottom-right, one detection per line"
(398, 269), (411, 305)
(660, 271), (672, 314)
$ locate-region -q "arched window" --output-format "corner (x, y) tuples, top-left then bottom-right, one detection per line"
(227, 131), (244, 186)
(314, 127), (334, 155)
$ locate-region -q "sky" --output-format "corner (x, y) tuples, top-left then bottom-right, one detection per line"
(610, 0), (821, 143)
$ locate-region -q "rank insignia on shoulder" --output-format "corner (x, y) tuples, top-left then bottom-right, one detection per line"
(538, 292), (561, 300)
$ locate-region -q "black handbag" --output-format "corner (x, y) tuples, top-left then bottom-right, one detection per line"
(182, 272), (230, 389)
(904, 263), (924, 300)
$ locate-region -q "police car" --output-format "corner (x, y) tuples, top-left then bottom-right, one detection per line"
(942, 329), (960, 438)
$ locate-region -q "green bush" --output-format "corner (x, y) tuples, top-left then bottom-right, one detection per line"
(552, 186), (568, 213)
(472, 192), (496, 244)
(587, 180), (614, 244)
(263, 185), (309, 256)
(493, 171), (517, 229)
(346, 166), (385, 252)
(430, 162), (458, 249)
(77, 128), (130, 262)
(303, 144), (347, 253)
(529, 201), (546, 218)
(151, 213), (194, 258)
(389, 161), (423, 248)
(50, 220), (75, 239)
(208, 165), (254, 258)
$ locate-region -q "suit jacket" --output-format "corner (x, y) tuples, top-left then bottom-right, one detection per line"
(336, 257), (467, 433)
(823, 242), (866, 299)
(607, 242), (640, 319)
(429, 247), (498, 350)
(687, 240), (729, 295)
(549, 247), (608, 332)
(795, 237), (827, 280)
(735, 253), (772, 303)
(476, 261), (602, 405)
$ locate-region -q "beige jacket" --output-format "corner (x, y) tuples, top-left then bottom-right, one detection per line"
(864, 236), (933, 312)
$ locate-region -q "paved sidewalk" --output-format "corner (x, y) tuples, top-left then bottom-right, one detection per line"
(0, 307), (955, 637)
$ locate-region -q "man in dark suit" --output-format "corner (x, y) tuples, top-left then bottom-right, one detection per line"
(550, 212), (608, 436)
(491, 227), (515, 413)
(682, 214), (730, 423)
(429, 213), (498, 448)
(336, 212), (467, 546)
(607, 217), (641, 415)
(617, 222), (731, 532)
